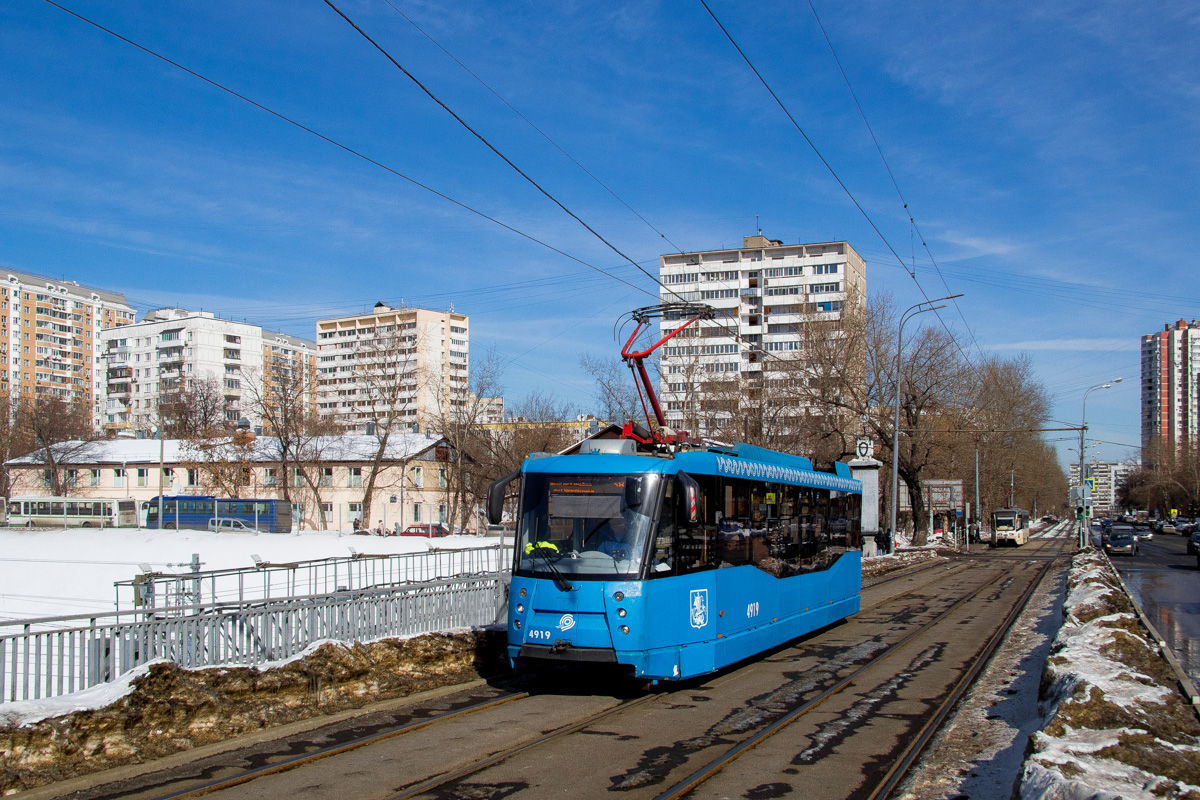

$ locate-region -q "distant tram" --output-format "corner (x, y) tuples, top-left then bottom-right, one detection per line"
(990, 508), (1030, 546)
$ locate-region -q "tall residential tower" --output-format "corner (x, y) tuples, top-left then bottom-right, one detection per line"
(1141, 318), (1200, 453)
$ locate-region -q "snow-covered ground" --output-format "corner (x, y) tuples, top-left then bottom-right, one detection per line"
(0, 526), (499, 622)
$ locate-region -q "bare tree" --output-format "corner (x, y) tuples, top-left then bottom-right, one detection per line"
(13, 396), (98, 495)
(429, 349), (505, 533)
(580, 352), (640, 423)
(159, 375), (227, 438)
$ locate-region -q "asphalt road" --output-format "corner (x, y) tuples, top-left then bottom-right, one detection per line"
(1096, 526), (1200, 687)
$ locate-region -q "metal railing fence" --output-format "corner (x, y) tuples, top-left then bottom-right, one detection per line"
(113, 545), (507, 614)
(1, 574), (506, 705)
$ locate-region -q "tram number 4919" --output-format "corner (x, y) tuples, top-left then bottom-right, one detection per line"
(746, 602), (760, 618)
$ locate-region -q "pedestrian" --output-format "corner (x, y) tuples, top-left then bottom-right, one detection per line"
(376, 519), (385, 536)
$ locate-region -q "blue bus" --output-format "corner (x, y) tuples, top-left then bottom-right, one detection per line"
(487, 438), (862, 682)
(142, 496), (293, 533)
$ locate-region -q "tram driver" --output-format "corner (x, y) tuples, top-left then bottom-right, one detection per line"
(595, 517), (633, 560)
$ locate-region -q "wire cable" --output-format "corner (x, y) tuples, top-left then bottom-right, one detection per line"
(382, 0), (687, 255)
(323, 0), (682, 301)
(40, 0), (657, 301)
(697, 0), (978, 371)
(804, 0), (983, 361)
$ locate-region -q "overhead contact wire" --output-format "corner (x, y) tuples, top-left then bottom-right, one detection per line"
(383, 0), (687, 255)
(805, 0), (983, 361)
(323, 0), (683, 302)
(40, 0), (656, 301)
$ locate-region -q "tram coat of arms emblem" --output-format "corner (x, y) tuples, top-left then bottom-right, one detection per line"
(689, 589), (709, 628)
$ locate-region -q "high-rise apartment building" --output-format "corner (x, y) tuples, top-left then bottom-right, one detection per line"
(1141, 319), (1200, 453)
(99, 309), (264, 434)
(657, 235), (866, 436)
(1069, 460), (1132, 516)
(261, 330), (318, 431)
(315, 303), (468, 433)
(0, 268), (136, 426)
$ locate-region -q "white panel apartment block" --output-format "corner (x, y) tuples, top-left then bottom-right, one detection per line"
(657, 235), (866, 435)
(315, 304), (469, 434)
(99, 309), (264, 434)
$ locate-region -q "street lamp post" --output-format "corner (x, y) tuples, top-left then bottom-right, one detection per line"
(1078, 378), (1122, 546)
(888, 295), (964, 550)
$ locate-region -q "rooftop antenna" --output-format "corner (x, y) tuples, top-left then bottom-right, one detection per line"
(755, 215), (760, 235)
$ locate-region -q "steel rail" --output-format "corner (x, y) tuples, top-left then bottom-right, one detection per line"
(863, 535), (1071, 800)
(150, 689), (529, 800)
(385, 693), (661, 800)
(652, 534), (1070, 800)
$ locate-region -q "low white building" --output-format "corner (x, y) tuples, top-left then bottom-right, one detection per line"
(6, 433), (467, 532)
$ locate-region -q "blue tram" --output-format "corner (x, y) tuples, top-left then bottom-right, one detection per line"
(488, 438), (862, 681)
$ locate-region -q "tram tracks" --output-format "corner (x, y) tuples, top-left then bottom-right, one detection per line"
(75, 536), (1071, 800)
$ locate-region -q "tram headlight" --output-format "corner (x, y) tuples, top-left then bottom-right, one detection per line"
(613, 591), (624, 601)
(519, 587), (527, 598)
(619, 625), (629, 635)
(513, 619), (522, 630)
(617, 608), (627, 618)
(516, 604), (525, 614)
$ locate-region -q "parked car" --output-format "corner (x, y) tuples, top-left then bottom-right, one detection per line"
(401, 523), (451, 538)
(1187, 531), (1200, 556)
(206, 518), (260, 533)
(1103, 530), (1138, 557)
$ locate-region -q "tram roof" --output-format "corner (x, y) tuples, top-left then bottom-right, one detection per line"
(523, 443), (861, 494)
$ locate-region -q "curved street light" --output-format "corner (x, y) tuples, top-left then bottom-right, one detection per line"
(1077, 378), (1121, 543)
(888, 294), (964, 549)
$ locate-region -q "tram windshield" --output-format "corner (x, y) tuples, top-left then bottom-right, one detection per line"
(515, 473), (661, 581)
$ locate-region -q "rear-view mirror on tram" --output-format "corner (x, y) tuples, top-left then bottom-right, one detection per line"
(487, 470), (520, 525)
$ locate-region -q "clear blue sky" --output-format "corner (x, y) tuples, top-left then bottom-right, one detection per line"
(4, 0), (1197, 471)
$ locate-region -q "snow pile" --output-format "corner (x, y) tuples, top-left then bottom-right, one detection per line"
(0, 629), (507, 795)
(862, 547), (946, 580)
(1022, 548), (1200, 800)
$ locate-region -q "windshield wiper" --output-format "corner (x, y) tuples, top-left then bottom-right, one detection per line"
(530, 545), (573, 592)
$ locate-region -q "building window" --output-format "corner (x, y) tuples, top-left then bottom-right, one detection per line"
(413, 466), (422, 488)
(65, 469), (78, 487)
(90, 468), (101, 487)
(813, 263), (840, 275)
(163, 468), (173, 487)
(187, 468), (199, 486)
(320, 502), (332, 525)
(809, 282), (841, 294)
(114, 468), (125, 488)
(348, 466), (362, 488)
(263, 467), (277, 486)
(439, 468), (447, 488)
(42, 469), (52, 488)
(438, 504), (447, 523)
(137, 468), (148, 487)
(294, 468), (306, 488)
(348, 502), (362, 527)
(413, 504), (422, 523)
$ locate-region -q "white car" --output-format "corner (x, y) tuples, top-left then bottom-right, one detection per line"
(206, 518), (260, 533)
